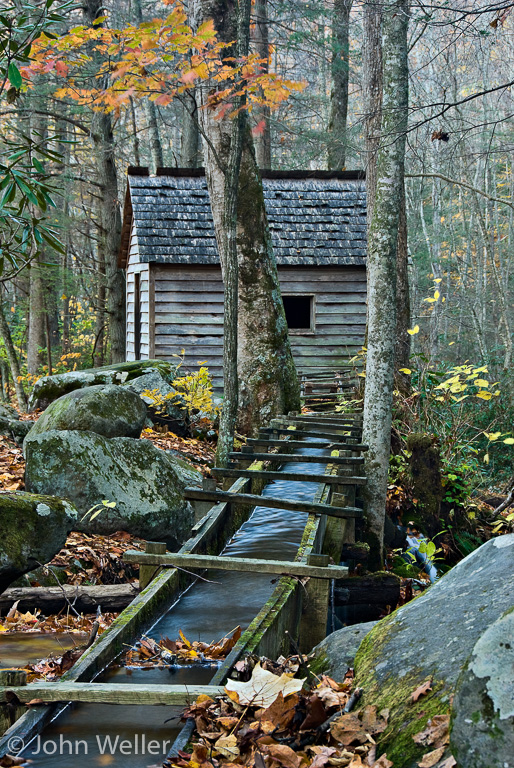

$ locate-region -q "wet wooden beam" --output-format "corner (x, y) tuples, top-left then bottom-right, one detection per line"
(260, 427), (367, 443)
(123, 552), (349, 579)
(210, 467), (367, 485)
(183, 487), (363, 518)
(229, 451), (364, 465)
(0, 682), (224, 706)
(248, 437), (369, 452)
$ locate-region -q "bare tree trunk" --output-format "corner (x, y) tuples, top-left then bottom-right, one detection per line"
(253, 0), (271, 168)
(395, 179), (411, 389)
(27, 259), (46, 375)
(363, 1), (382, 223)
(0, 302), (27, 410)
(84, 0), (125, 363)
(180, 92), (200, 168)
(363, 0), (409, 566)
(132, 0), (164, 172)
(327, 0), (352, 170)
(194, 0), (299, 445)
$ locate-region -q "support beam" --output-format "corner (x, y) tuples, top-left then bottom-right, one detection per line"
(211, 467), (367, 485)
(260, 427), (368, 443)
(0, 683), (224, 706)
(139, 541), (167, 590)
(123, 552), (349, 579)
(247, 437), (369, 451)
(229, 451), (364, 465)
(183, 487), (363, 518)
(270, 418), (363, 433)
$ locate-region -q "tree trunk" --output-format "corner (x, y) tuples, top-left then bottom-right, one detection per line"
(0, 302), (27, 410)
(193, 0), (299, 444)
(180, 91), (200, 168)
(27, 259), (46, 375)
(362, 0), (409, 566)
(395, 179), (411, 391)
(327, 0), (352, 170)
(132, 0), (164, 172)
(236, 121), (300, 434)
(363, 1), (382, 224)
(253, 0), (271, 168)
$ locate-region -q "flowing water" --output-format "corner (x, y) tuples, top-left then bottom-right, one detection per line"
(19, 441), (331, 767)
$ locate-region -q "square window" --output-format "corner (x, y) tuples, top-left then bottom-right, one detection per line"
(282, 295), (314, 331)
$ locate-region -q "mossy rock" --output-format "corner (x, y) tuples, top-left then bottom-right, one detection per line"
(25, 385), (147, 441)
(28, 360), (181, 411)
(450, 608), (514, 767)
(0, 492), (78, 593)
(352, 535), (514, 767)
(24, 429), (201, 547)
(309, 621), (377, 679)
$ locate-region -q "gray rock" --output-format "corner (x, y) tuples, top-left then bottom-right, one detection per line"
(24, 430), (201, 547)
(0, 492), (78, 593)
(310, 621), (377, 679)
(25, 385), (147, 441)
(123, 371), (187, 434)
(0, 415), (33, 443)
(352, 534), (514, 767)
(28, 360), (180, 411)
(451, 608), (514, 768)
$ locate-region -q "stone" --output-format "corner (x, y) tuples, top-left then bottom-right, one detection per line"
(28, 360), (180, 411)
(450, 608), (514, 768)
(0, 492), (78, 593)
(25, 385), (147, 441)
(309, 621), (377, 679)
(24, 430), (201, 547)
(123, 370), (187, 434)
(352, 534), (514, 767)
(0, 415), (33, 443)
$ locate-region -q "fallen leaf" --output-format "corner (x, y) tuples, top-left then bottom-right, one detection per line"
(330, 713), (369, 746)
(411, 680), (432, 703)
(225, 662), (305, 708)
(265, 744), (301, 768)
(417, 747), (445, 767)
(437, 758), (456, 768)
(214, 734), (239, 759)
(256, 691), (299, 730)
(413, 715), (450, 749)
(371, 757), (393, 768)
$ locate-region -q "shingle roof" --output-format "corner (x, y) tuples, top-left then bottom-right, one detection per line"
(119, 168), (366, 268)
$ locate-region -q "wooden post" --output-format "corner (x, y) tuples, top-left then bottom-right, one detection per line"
(237, 445), (255, 469)
(0, 670), (27, 733)
(191, 478), (217, 523)
(298, 553), (330, 652)
(139, 542), (166, 590)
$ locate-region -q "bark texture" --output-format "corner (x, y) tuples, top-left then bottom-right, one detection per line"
(84, 0), (125, 363)
(133, 0), (164, 172)
(362, 1), (383, 223)
(327, 0), (352, 170)
(27, 258), (45, 375)
(193, 0), (299, 444)
(0, 303), (27, 410)
(363, 0), (409, 565)
(253, 0), (272, 168)
(180, 91), (200, 168)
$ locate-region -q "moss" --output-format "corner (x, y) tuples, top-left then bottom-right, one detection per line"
(354, 616), (450, 766)
(307, 648), (330, 677)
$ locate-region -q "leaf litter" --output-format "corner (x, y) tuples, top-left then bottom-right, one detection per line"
(122, 626), (242, 667)
(165, 658), (456, 768)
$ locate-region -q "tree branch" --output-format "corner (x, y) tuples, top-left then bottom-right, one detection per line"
(406, 172), (514, 211)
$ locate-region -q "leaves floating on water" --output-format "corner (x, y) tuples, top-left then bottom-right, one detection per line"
(225, 662), (305, 708)
(124, 626), (242, 667)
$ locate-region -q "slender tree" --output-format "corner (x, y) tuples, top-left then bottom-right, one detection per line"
(327, 0), (352, 170)
(253, 0), (272, 168)
(362, 0), (409, 564)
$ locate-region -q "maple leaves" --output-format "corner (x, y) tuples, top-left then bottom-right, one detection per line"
(23, 3), (305, 119)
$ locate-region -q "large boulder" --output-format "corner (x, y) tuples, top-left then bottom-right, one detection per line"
(25, 385), (147, 441)
(309, 621), (377, 680)
(0, 492), (78, 593)
(316, 535), (514, 767)
(28, 360), (180, 411)
(450, 608), (514, 768)
(24, 430), (201, 547)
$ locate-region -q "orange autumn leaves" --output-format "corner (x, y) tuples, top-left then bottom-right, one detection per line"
(22, 2), (305, 117)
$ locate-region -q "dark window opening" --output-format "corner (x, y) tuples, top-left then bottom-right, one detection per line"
(134, 273), (141, 360)
(283, 295), (314, 331)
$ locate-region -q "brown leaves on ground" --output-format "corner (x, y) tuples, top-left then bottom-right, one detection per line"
(413, 714), (455, 768)
(167, 662), (392, 768)
(48, 530), (145, 586)
(123, 627), (242, 667)
(0, 436), (25, 491)
(141, 427), (215, 475)
(0, 601), (116, 636)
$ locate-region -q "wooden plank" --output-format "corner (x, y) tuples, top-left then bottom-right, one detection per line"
(183, 488), (363, 518)
(210, 467), (367, 485)
(123, 552), (349, 579)
(149, 267), (156, 357)
(0, 585), (138, 615)
(0, 683), (224, 706)
(229, 451), (364, 465)
(155, 314), (224, 325)
(271, 418), (362, 434)
(260, 427), (367, 443)
(247, 437), (368, 451)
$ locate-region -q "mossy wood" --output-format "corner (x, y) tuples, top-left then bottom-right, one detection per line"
(183, 487), (363, 518)
(0, 683), (224, 706)
(228, 451), (364, 465)
(123, 551), (349, 579)
(211, 467), (367, 485)
(248, 437), (369, 451)
(261, 427), (368, 443)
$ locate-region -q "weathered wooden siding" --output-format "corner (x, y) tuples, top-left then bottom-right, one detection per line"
(126, 224), (152, 360)
(152, 264), (366, 388)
